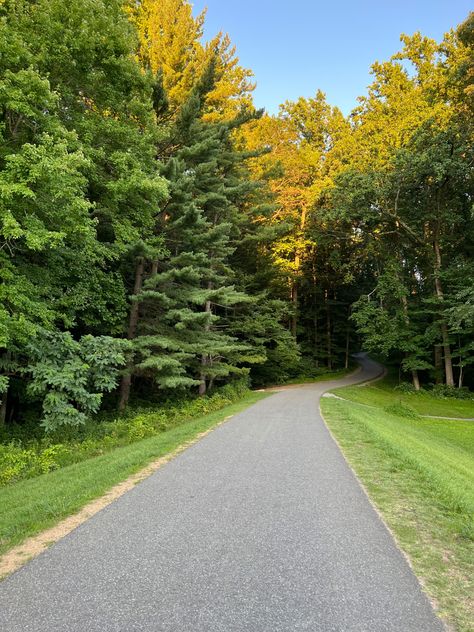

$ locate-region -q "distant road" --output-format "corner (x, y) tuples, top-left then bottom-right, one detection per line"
(0, 354), (443, 631)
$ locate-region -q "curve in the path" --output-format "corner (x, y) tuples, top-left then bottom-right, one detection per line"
(0, 354), (443, 631)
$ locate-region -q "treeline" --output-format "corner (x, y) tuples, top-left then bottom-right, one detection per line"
(1, 1), (473, 433)
(0, 0), (299, 431)
(243, 14), (474, 391)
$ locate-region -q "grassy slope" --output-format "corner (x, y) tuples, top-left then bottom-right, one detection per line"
(321, 382), (474, 632)
(0, 391), (267, 558)
(338, 379), (474, 418)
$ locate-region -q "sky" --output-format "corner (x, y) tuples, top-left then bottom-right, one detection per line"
(191, 0), (472, 115)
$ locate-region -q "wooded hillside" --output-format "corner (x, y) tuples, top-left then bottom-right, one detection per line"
(1, 0), (473, 431)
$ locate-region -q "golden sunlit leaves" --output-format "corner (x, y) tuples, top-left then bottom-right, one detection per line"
(130, 0), (254, 120)
(242, 92), (350, 280)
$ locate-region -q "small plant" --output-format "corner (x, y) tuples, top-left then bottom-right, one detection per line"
(383, 401), (420, 419)
(430, 384), (474, 400)
(394, 382), (419, 394)
(24, 330), (129, 431)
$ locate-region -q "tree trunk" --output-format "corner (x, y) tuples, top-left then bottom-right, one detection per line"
(344, 304), (351, 370)
(291, 281), (298, 339)
(290, 204), (307, 341)
(312, 273), (319, 367)
(400, 293), (420, 391)
(412, 370), (420, 391)
(325, 289), (332, 370)
(314, 315), (319, 368)
(433, 238), (454, 386)
(0, 387), (7, 427)
(434, 345), (443, 384)
(0, 350), (12, 426)
(199, 294), (212, 397)
(118, 257), (145, 412)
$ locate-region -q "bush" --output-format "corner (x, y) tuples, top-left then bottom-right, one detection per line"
(394, 382), (420, 394)
(0, 442), (71, 485)
(0, 379), (250, 486)
(383, 401), (420, 419)
(430, 384), (474, 400)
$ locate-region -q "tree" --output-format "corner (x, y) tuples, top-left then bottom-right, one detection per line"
(131, 0), (255, 119)
(25, 330), (128, 431)
(0, 0), (168, 426)
(118, 61), (265, 405)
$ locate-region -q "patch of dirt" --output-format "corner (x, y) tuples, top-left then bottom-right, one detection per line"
(0, 415), (233, 580)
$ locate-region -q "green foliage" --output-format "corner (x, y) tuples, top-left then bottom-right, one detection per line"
(0, 376), (8, 395)
(0, 379), (250, 485)
(228, 297), (301, 386)
(330, 24), (474, 390)
(430, 384), (474, 401)
(24, 330), (128, 431)
(127, 61), (265, 395)
(394, 382), (419, 394)
(383, 401), (420, 419)
(0, 442), (70, 485)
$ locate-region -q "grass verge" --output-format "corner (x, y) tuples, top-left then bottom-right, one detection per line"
(321, 384), (474, 632)
(0, 391), (267, 565)
(337, 378), (474, 418)
(0, 380), (252, 486)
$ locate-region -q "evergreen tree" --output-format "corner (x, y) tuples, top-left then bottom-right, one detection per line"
(119, 62), (264, 405)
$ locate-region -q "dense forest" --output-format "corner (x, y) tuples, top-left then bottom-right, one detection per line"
(0, 0), (473, 431)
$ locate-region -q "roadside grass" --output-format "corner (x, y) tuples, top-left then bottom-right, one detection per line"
(337, 378), (474, 418)
(0, 391), (267, 559)
(0, 380), (252, 487)
(321, 384), (474, 632)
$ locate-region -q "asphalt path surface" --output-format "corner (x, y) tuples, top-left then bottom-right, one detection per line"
(0, 354), (444, 631)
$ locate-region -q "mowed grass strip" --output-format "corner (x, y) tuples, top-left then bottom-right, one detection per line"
(321, 389), (474, 632)
(337, 379), (474, 418)
(0, 392), (267, 559)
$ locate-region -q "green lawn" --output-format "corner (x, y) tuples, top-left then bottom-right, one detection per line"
(0, 392), (267, 561)
(337, 378), (474, 418)
(321, 381), (474, 632)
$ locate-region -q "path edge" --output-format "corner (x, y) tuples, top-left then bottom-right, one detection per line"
(318, 371), (448, 630)
(0, 413), (239, 581)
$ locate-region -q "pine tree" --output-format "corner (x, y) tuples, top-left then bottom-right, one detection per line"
(120, 61), (263, 404)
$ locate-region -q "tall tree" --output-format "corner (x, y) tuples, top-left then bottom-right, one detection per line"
(118, 61), (265, 405)
(131, 0), (255, 119)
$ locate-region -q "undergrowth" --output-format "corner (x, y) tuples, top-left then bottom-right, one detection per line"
(0, 380), (250, 486)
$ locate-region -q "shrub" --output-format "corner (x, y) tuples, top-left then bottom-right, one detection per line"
(0, 379), (250, 486)
(394, 382), (420, 394)
(383, 401), (420, 419)
(430, 384), (474, 400)
(24, 330), (129, 432)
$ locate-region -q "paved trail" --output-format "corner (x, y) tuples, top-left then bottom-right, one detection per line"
(0, 355), (443, 631)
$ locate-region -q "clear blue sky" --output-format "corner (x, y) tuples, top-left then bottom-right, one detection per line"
(192, 0), (472, 115)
